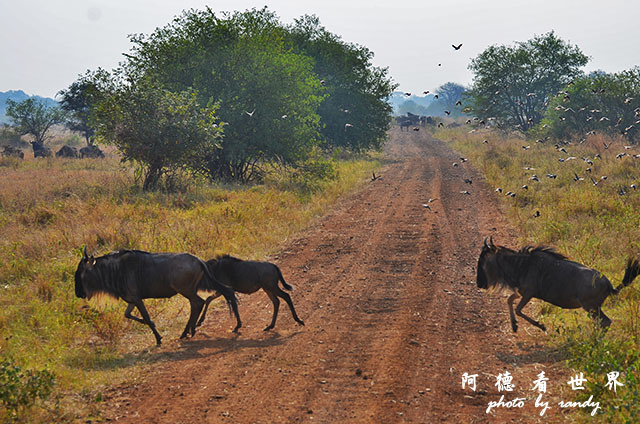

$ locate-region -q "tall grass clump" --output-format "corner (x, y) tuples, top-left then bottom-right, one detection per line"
(0, 150), (380, 421)
(438, 127), (640, 422)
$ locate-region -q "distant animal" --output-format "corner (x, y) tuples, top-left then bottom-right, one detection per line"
(476, 237), (640, 332)
(1, 145), (24, 159)
(197, 255), (305, 331)
(56, 145), (78, 158)
(31, 142), (52, 158)
(79, 145), (104, 158)
(74, 247), (241, 345)
(452, 43), (463, 50)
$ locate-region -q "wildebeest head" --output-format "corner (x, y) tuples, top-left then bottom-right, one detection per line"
(476, 237), (498, 289)
(75, 246), (97, 299)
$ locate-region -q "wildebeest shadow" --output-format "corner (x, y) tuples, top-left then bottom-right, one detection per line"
(495, 342), (568, 366)
(72, 330), (301, 372)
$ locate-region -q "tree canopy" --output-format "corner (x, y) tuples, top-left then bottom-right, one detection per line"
(467, 32), (589, 131)
(5, 98), (66, 154)
(75, 7), (395, 187)
(287, 15), (397, 152)
(119, 8), (324, 182)
(57, 69), (110, 146)
(538, 68), (640, 141)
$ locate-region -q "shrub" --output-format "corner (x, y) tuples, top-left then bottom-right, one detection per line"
(0, 358), (55, 420)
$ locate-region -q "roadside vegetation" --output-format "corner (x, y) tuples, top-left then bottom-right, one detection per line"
(438, 127), (640, 422)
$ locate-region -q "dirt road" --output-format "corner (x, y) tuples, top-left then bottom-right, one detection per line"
(103, 128), (565, 423)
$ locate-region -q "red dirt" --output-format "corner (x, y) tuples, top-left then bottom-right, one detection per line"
(101, 128), (568, 423)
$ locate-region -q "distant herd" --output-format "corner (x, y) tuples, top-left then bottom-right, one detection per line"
(1, 144), (104, 159)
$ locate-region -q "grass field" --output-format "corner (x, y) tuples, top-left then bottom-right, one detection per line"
(0, 146), (381, 421)
(438, 127), (640, 422)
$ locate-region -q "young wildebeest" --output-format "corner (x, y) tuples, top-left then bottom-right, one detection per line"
(196, 255), (305, 331)
(476, 237), (640, 332)
(75, 247), (241, 345)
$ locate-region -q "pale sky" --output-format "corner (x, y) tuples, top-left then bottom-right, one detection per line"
(1, 0), (638, 98)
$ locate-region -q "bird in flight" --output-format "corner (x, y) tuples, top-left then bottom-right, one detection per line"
(452, 43), (463, 50)
(245, 109), (256, 117)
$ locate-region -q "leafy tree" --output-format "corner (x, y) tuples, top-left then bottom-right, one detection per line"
(5, 98), (67, 155)
(57, 69), (110, 146)
(467, 32), (588, 131)
(435, 82), (467, 116)
(94, 76), (223, 190)
(287, 15), (397, 152)
(122, 7), (323, 182)
(538, 68), (640, 141)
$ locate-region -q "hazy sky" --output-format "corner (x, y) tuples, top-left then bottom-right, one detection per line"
(1, 0), (638, 98)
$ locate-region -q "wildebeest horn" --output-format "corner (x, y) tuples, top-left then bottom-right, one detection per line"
(83, 245), (88, 259)
(489, 236), (495, 248)
(483, 237), (489, 248)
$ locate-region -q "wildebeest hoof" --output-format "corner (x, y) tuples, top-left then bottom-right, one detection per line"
(540, 324), (547, 332)
(298, 320), (305, 326)
(512, 324), (518, 333)
(264, 326), (274, 331)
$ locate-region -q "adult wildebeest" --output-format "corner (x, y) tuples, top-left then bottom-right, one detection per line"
(31, 142), (52, 158)
(1, 145), (24, 159)
(476, 237), (640, 332)
(75, 247), (241, 345)
(196, 255), (305, 331)
(56, 145), (78, 158)
(79, 145), (104, 158)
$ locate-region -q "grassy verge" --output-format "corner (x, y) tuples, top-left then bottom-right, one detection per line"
(437, 127), (640, 422)
(0, 151), (381, 421)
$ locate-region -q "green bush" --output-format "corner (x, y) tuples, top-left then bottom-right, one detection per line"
(0, 358), (55, 420)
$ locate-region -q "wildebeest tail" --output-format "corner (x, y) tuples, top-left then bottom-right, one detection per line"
(277, 266), (293, 291)
(198, 261), (238, 312)
(614, 258), (640, 293)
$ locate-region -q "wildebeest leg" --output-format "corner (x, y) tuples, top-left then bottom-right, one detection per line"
(515, 295), (547, 332)
(507, 293), (519, 332)
(181, 296), (205, 339)
(133, 300), (163, 345)
(264, 291), (281, 331)
(124, 303), (146, 324)
(587, 308), (612, 329)
(276, 288), (305, 327)
(196, 293), (222, 327)
(229, 296), (242, 333)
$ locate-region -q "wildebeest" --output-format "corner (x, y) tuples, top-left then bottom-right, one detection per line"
(56, 145), (78, 158)
(1, 145), (24, 159)
(476, 237), (640, 332)
(75, 247), (241, 345)
(31, 142), (52, 158)
(196, 255), (305, 331)
(79, 145), (104, 158)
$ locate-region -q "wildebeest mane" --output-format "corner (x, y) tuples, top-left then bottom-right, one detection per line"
(518, 245), (568, 260)
(214, 254), (241, 262)
(87, 250), (152, 299)
(484, 244), (568, 291)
